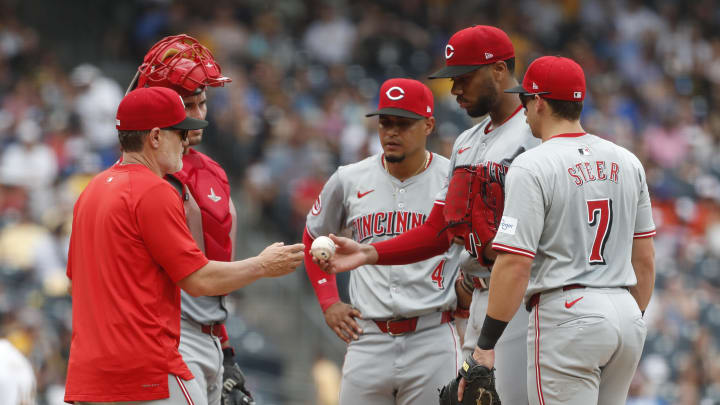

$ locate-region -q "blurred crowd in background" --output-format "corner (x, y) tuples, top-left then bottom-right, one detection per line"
(1, 0), (719, 404)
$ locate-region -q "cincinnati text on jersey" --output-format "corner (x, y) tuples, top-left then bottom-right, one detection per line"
(567, 160), (619, 186)
(353, 211), (427, 242)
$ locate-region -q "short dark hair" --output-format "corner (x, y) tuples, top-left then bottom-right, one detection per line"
(503, 57), (515, 74)
(118, 129), (150, 152)
(545, 99), (583, 120)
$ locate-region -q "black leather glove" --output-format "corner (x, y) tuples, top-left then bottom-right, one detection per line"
(438, 355), (501, 405)
(221, 347), (255, 405)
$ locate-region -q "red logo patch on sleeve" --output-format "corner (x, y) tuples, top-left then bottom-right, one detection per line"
(311, 195), (322, 215)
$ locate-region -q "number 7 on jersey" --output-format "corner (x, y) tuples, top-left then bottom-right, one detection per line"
(587, 198), (613, 265)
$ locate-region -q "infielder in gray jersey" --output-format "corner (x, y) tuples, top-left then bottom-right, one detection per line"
(319, 26), (538, 405)
(465, 56), (656, 405)
(304, 78), (463, 405)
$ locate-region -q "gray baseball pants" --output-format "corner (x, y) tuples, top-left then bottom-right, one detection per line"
(527, 287), (646, 405)
(339, 313), (461, 405)
(178, 319), (224, 405)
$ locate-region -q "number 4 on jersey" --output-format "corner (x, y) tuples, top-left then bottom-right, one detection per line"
(586, 199), (613, 265)
(431, 260), (446, 289)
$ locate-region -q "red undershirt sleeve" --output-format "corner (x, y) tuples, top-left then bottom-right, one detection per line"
(372, 202), (450, 265)
(303, 228), (340, 312)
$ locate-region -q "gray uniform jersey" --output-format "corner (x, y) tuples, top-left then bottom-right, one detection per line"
(180, 293), (227, 324)
(306, 153), (462, 319)
(176, 181), (229, 325)
(436, 107), (540, 278)
(493, 133), (656, 300)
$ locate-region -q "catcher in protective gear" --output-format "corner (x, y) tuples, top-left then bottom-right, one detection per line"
(438, 356), (501, 405)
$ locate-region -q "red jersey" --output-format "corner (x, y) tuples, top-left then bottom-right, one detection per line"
(64, 163), (209, 402)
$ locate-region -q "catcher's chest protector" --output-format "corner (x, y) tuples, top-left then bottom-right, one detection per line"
(175, 150), (233, 261)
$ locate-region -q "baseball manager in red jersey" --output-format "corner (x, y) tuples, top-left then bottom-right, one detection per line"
(64, 87), (303, 404)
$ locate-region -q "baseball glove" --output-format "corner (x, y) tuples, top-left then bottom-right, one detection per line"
(438, 356), (501, 405)
(442, 165), (504, 266)
(442, 165), (484, 244)
(466, 176), (504, 264)
(222, 349), (255, 405)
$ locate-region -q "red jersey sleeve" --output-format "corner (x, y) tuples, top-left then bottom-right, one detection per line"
(372, 202), (450, 265)
(303, 227), (340, 312)
(136, 183), (209, 283)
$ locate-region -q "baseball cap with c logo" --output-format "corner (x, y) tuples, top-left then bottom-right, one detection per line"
(429, 25), (515, 79)
(366, 78), (434, 120)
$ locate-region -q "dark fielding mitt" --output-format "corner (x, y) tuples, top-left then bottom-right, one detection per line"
(438, 356), (501, 405)
(222, 348), (255, 405)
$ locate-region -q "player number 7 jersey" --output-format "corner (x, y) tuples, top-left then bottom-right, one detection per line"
(492, 133), (656, 299)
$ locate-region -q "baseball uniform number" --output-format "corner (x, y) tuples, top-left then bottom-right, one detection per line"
(587, 198), (613, 265)
(431, 259), (447, 289)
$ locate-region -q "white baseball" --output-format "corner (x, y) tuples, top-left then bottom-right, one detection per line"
(311, 236), (336, 261)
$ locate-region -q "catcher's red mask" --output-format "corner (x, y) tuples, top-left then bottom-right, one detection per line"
(137, 34), (231, 96)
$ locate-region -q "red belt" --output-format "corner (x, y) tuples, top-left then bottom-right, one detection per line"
(374, 311), (453, 336)
(200, 323), (224, 336)
(526, 284), (585, 311)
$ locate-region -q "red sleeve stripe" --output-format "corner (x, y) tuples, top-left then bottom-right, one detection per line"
(434, 200), (446, 206)
(305, 225), (317, 240)
(492, 243), (536, 258)
(633, 230), (656, 239)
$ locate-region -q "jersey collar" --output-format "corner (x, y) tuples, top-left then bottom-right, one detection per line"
(548, 132), (587, 140)
(484, 104), (523, 134)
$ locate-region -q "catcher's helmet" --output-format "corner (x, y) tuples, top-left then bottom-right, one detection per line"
(136, 34), (231, 96)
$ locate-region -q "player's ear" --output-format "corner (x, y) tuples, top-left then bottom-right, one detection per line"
(148, 127), (162, 149)
(535, 96), (547, 115)
(491, 61), (507, 83)
(424, 116), (435, 137)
